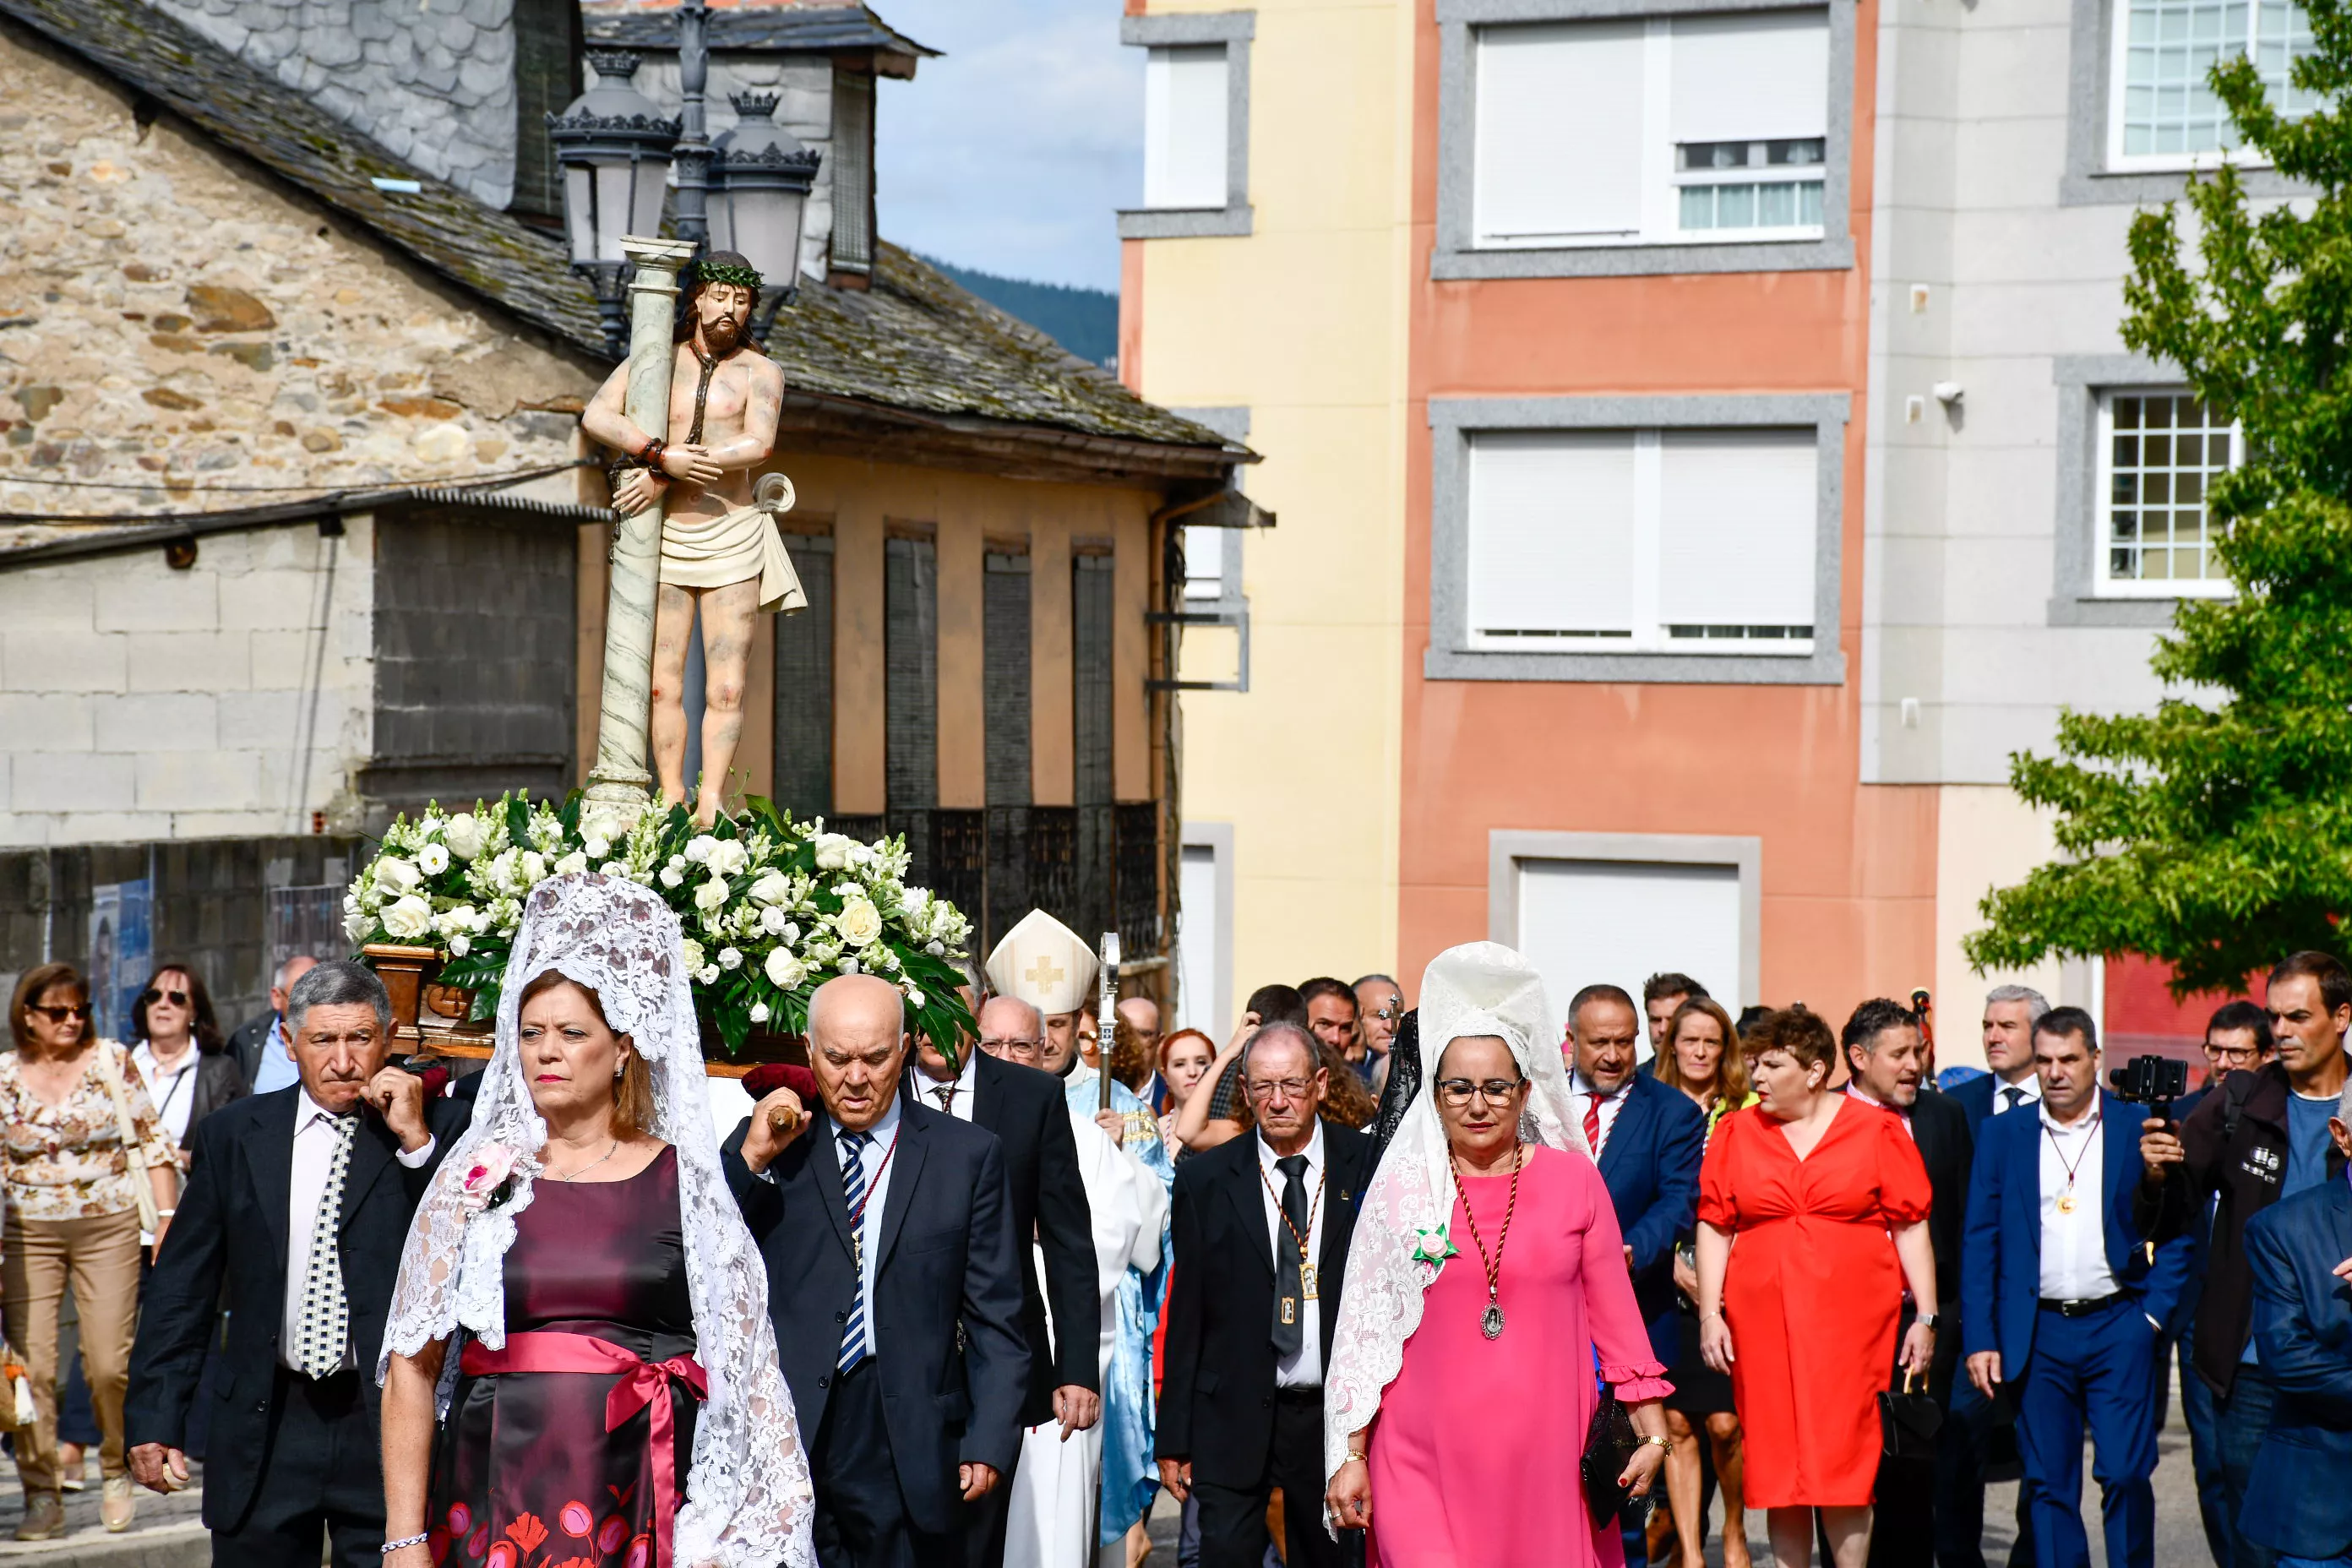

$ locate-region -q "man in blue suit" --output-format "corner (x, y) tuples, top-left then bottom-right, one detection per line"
(1566, 983), (1704, 1564)
(1962, 1006), (2190, 1568)
(2235, 1080), (2352, 1568)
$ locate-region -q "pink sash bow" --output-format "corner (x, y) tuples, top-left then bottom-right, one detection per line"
(461, 1331), (708, 1567)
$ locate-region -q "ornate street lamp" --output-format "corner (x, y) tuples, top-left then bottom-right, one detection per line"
(709, 92), (823, 346)
(548, 49), (680, 358)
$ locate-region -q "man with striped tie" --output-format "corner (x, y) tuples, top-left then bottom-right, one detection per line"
(727, 972), (1030, 1568)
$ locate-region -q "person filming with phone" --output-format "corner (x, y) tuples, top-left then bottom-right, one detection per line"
(125, 959), (467, 1566)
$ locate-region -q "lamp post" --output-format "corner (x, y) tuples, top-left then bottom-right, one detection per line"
(672, 0), (713, 247)
(547, 50), (678, 358)
(709, 91), (822, 346)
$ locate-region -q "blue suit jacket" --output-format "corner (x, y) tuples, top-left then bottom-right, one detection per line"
(1951, 1070), (2044, 1137)
(1959, 1089), (2191, 1373)
(2239, 1174), (2352, 1559)
(1596, 1073), (1706, 1364)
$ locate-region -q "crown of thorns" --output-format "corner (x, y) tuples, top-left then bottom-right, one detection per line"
(696, 261), (765, 292)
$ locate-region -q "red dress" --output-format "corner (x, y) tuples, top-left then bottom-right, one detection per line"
(1696, 1097), (1930, 1508)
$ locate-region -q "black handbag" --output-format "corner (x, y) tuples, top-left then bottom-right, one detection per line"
(1581, 1386), (1656, 1529)
(1878, 1368), (1941, 1462)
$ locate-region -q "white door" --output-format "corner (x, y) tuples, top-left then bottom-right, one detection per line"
(1516, 858), (1743, 1060)
(1178, 842), (1227, 1039)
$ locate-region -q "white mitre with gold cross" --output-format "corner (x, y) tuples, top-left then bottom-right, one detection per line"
(985, 909), (1099, 1018)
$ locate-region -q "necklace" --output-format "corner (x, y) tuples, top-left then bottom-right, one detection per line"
(547, 1139), (621, 1183)
(1448, 1141), (1524, 1339)
(844, 1122), (906, 1271)
(685, 344), (725, 446)
(1255, 1152), (1329, 1301)
(2043, 1109), (2100, 1215)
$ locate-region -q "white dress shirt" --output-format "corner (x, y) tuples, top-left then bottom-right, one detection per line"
(281, 1088), (435, 1372)
(133, 1043), (199, 1147)
(2036, 1104), (2116, 1302)
(913, 1051), (980, 1123)
(1844, 1081), (1914, 1140)
(834, 1096), (905, 1364)
(1993, 1072), (2043, 1116)
(1568, 1072), (1631, 1158)
(1257, 1119), (1327, 1388)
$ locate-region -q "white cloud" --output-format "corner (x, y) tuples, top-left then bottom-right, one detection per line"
(875, 0), (1141, 291)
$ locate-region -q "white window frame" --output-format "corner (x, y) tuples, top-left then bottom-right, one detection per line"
(1119, 13), (1254, 240)
(1432, 0), (1854, 280)
(1431, 393), (1848, 686)
(2090, 388), (2240, 600)
(2104, 0), (2312, 174)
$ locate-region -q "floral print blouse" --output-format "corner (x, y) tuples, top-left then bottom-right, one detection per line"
(0, 1042), (177, 1222)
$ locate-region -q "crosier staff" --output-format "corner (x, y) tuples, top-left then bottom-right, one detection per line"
(1097, 932), (1121, 1119)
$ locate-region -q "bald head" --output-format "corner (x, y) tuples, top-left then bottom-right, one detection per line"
(977, 995), (1044, 1069)
(807, 974), (909, 1131)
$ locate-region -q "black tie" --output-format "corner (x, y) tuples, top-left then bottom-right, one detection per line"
(2004, 1086), (2026, 1112)
(1272, 1154), (1310, 1360)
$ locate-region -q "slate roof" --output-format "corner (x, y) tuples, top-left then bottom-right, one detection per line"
(582, 1), (939, 61)
(0, 0), (1239, 465)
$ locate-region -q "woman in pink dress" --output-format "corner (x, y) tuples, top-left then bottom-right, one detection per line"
(1324, 944), (1671, 1566)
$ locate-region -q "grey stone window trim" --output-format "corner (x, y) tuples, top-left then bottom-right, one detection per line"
(1118, 12), (1255, 240)
(2061, 0), (2307, 206)
(1486, 829), (1765, 1004)
(1170, 407), (1253, 693)
(1431, 0), (1857, 280)
(2049, 354), (2233, 627)
(1429, 393), (1849, 685)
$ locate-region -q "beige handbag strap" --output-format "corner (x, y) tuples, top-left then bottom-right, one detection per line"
(95, 1044), (161, 1234)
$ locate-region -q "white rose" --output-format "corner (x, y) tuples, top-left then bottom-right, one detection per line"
(583, 833), (612, 861)
(680, 939), (706, 973)
(926, 940), (945, 956)
(698, 964), (721, 985)
(433, 903), (478, 938)
(906, 988), (926, 1010)
(519, 850), (547, 885)
(765, 948), (808, 988)
(719, 946), (743, 971)
(553, 851), (589, 877)
(685, 835), (716, 864)
(416, 842), (451, 877)
(839, 956), (860, 975)
(832, 896), (884, 949)
(444, 813), (488, 860)
(749, 1002), (770, 1024)
(382, 895), (433, 939)
(342, 910), (371, 943)
(782, 921), (801, 945)
(449, 933), (471, 957)
(694, 876), (730, 913)
(749, 869), (791, 906)
(374, 858), (421, 896)
(760, 905), (790, 935)
(708, 840), (750, 877)
(661, 866), (684, 889)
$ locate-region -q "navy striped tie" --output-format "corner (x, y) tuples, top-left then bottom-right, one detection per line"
(837, 1130), (873, 1373)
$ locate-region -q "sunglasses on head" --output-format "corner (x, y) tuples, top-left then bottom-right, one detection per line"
(28, 1004), (90, 1023)
(140, 988), (189, 1008)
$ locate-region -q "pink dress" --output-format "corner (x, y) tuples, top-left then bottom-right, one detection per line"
(1368, 1146), (1671, 1568)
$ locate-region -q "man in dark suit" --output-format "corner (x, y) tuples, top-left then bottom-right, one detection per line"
(2234, 1083), (2352, 1567)
(906, 991), (1099, 1563)
(227, 955), (318, 1095)
(1158, 1021), (1369, 1568)
(1841, 998), (1974, 1568)
(125, 960), (466, 1566)
(727, 973), (1028, 1568)
(1961, 1008), (2189, 1568)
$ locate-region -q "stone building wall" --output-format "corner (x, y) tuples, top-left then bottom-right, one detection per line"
(133, 0), (521, 209)
(0, 24), (597, 528)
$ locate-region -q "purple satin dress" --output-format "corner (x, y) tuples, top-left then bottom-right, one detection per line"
(427, 1147), (698, 1568)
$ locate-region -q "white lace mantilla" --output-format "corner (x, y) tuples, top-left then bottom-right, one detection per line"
(1321, 942), (1592, 1512)
(379, 874), (816, 1568)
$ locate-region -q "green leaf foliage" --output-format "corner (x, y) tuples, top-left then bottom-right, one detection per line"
(1965, 3), (2352, 994)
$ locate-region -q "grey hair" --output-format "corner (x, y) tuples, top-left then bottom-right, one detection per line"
(273, 953), (318, 990)
(1242, 1019), (1318, 1076)
(2339, 1075), (2352, 1126)
(1984, 984), (2050, 1024)
(284, 959), (392, 1038)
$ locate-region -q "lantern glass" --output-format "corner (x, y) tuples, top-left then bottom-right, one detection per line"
(713, 182), (807, 284)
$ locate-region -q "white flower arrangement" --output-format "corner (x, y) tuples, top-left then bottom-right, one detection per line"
(345, 792), (976, 1054)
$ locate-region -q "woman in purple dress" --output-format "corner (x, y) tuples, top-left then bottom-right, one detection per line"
(378, 874), (814, 1568)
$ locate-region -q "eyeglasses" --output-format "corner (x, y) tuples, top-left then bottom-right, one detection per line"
(27, 1004), (90, 1023)
(1245, 1077), (1315, 1101)
(981, 1037), (1042, 1053)
(1435, 1077), (1525, 1107)
(2207, 1043), (2266, 1066)
(140, 988), (189, 1008)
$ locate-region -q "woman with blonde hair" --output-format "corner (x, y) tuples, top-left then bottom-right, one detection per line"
(1650, 996), (1759, 1568)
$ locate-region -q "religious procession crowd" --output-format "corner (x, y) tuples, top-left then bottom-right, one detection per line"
(2, 878), (2349, 1568)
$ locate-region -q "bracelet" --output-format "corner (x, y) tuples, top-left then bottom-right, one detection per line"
(154, 1209), (176, 1217)
(383, 1533), (429, 1555)
(1639, 1435), (1672, 1452)
(1345, 1451), (1369, 1465)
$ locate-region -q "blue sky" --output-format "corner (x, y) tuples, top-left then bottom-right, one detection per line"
(874, 0), (1141, 294)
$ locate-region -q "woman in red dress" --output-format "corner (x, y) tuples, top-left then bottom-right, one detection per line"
(1694, 1007), (1936, 1568)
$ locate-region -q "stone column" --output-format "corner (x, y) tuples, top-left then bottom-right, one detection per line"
(584, 236), (699, 825)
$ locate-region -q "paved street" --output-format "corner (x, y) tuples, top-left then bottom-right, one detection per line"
(0, 1463), (203, 1568)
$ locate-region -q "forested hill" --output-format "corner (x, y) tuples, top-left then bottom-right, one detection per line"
(920, 255), (1118, 369)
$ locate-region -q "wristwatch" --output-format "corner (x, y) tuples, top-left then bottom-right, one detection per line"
(1914, 1312), (1940, 1330)
(1639, 1435), (1672, 1453)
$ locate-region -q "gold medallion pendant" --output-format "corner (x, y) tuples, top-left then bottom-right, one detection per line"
(2055, 1193), (2077, 1216)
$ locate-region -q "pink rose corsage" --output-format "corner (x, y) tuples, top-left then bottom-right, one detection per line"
(456, 1142), (518, 1214)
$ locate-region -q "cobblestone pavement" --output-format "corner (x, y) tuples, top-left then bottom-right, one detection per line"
(0, 1460), (204, 1567)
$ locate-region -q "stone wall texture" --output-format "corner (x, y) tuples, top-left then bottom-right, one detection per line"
(0, 26), (598, 532)
(134, 0), (520, 209)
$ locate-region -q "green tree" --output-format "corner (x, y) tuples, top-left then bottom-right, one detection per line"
(1964, 3), (2352, 994)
